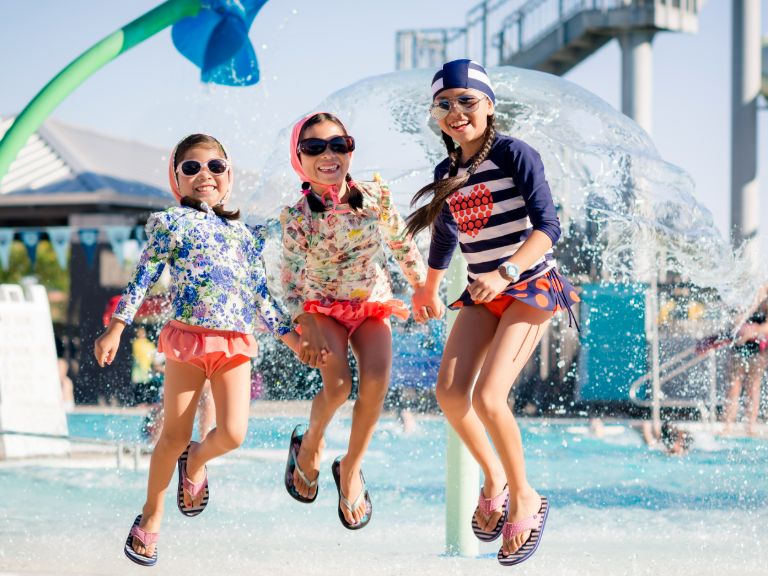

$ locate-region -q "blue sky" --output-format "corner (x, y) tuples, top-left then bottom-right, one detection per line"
(0, 0), (766, 240)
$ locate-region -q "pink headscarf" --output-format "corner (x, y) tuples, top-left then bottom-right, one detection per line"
(168, 135), (233, 205)
(290, 112), (355, 210)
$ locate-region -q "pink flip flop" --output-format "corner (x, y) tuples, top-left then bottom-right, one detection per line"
(124, 514), (159, 566)
(471, 484), (509, 542)
(497, 496), (549, 566)
(177, 442), (209, 517)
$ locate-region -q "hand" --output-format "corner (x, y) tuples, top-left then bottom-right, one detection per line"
(281, 330), (328, 367)
(296, 315), (330, 368)
(93, 319), (126, 367)
(467, 270), (510, 304)
(411, 284), (444, 323)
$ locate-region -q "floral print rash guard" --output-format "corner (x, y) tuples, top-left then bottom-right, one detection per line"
(280, 180), (427, 322)
(113, 206), (292, 336)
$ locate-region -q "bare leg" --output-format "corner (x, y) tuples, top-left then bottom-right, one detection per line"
(293, 315), (353, 500)
(723, 353), (746, 433)
(745, 354), (767, 436)
(198, 380), (215, 441)
(436, 306), (508, 532)
(336, 318), (392, 525)
(184, 361), (251, 508)
(133, 358), (206, 558)
(471, 301), (551, 557)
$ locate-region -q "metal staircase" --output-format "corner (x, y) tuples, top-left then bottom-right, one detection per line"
(396, 0), (701, 73)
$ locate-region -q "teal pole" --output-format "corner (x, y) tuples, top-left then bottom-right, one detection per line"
(444, 250), (480, 556)
(0, 0), (201, 184)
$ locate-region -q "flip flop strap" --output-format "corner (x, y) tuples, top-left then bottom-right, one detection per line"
(292, 442), (318, 488)
(183, 466), (208, 499)
(502, 514), (540, 540)
(130, 524), (159, 546)
(340, 487), (365, 513)
(478, 486), (508, 516)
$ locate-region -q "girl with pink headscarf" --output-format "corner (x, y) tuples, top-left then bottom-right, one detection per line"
(281, 113), (426, 529)
(95, 134), (300, 566)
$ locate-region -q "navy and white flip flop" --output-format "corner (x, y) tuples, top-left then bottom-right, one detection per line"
(177, 442), (209, 517)
(471, 484), (509, 542)
(497, 496), (550, 566)
(124, 514), (158, 567)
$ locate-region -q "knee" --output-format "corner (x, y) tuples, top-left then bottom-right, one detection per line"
(322, 373), (353, 404)
(472, 390), (505, 422)
(357, 378), (389, 406)
(436, 382), (469, 417)
(158, 428), (192, 455)
(216, 425), (246, 451)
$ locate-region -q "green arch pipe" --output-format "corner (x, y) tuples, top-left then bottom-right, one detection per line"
(0, 0), (201, 184)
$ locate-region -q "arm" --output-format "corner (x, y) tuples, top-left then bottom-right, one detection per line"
(469, 143), (559, 303)
(248, 224), (295, 338)
(376, 180), (427, 288)
(280, 207), (328, 367)
(280, 206), (309, 323)
(412, 203), (458, 321)
(94, 214), (172, 367)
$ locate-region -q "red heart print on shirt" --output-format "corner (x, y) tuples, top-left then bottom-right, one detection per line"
(447, 183), (494, 238)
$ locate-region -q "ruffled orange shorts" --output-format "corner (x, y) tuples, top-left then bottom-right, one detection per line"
(158, 320), (259, 378)
(302, 299), (410, 336)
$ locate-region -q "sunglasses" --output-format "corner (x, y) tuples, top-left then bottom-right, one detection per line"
(430, 95), (484, 120)
(176, 158), (229, 177)
(297, 135), (355, 156)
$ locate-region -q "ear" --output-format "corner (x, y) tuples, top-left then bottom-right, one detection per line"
(487, 98), (495, 117)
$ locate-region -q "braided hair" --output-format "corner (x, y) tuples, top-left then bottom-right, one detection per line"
(405, 115), (496, 237)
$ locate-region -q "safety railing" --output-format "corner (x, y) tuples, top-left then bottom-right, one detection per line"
(628, 345), (719, 423)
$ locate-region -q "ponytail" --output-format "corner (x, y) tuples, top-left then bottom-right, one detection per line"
(180, 195), (240, 220)
(406, 115), (496, 237)
(304, 173), (364, 213)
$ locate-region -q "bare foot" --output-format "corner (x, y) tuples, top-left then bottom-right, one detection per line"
(183, 442), (207, 509)
(338, 457), (367, 525)
(474, 472), (507, 532)
(294, 432), (323, 500)
(132, 510), (162, 559)
(501, 489), (542, 557)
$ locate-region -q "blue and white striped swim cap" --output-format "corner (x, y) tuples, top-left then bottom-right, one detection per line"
(431, 59), (495, 104)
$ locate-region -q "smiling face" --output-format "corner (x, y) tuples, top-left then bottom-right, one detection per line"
(176, 144), (230, 206)
(434, 88), (494, 151)
(298, 120), (351, 189)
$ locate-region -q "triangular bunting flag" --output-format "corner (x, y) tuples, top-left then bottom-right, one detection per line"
(45, 227), (72, 269)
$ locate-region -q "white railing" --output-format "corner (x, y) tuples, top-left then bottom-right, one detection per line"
(628, 346), (719, 423)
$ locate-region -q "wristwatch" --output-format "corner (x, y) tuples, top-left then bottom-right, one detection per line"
(498, 261), (521, 282)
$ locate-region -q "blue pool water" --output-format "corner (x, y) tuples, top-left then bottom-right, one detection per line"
(2, 413), (767, 575)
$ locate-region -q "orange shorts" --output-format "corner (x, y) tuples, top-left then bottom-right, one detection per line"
(158, 320), (258, 378)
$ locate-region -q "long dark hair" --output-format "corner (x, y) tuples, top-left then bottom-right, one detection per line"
(405, 115), (496, 237)
(174, 133), (240, 220)
(298, 113), (364, 213)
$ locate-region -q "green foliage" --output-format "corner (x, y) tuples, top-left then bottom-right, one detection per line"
(0, 240), (70, 292)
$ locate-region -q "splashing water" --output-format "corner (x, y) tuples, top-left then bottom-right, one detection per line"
(249, 67), (758, 315)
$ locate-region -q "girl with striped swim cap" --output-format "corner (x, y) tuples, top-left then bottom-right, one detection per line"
(408, 59), (580, 566)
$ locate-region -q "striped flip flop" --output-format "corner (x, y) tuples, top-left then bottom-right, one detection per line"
(177, 442), (209, 517)
(498, 496), (550, 566)
(123, 514), (158, 567)
(471, 484), (509, 542)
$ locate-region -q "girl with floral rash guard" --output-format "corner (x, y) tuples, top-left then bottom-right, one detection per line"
(281, 112), (426, 530)
(94, 134), (299, 566)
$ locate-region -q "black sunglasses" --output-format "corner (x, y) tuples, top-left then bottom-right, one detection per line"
(176, 158), (229, 177)
(297, 135), (355, 156)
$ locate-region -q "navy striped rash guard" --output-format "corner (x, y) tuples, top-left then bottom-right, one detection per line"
(427, 133), (561, 285)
